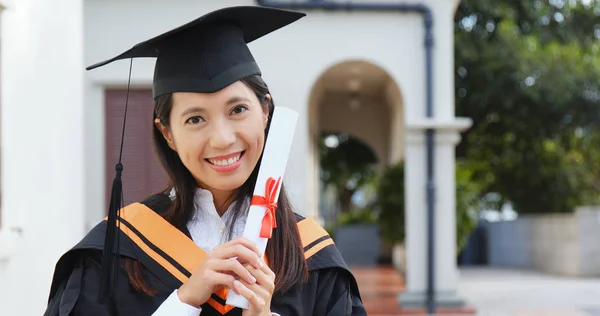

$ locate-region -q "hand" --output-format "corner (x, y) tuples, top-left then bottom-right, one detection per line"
(177, 237), (264, 308)
(233, 262), (276, 316)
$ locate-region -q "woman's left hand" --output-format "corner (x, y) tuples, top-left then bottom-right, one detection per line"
(233, 262), (276, 316)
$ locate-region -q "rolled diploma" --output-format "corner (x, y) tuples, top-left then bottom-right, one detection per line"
(225, 106), (299, 309)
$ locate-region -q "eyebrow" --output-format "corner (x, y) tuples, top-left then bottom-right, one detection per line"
(226, 96), (252, 105)
(180, 96), (252, 118)
(180, 107), (206, 118)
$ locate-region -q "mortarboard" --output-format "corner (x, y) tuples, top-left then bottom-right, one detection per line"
(87, 5), (305, 98)
(84, 5), (306, 302)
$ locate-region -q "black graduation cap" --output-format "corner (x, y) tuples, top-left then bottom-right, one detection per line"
(85, 5), (306, 302)
(88, 5), (305, 98)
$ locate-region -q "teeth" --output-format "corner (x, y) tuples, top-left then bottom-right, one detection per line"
(209, 154), (241, 166)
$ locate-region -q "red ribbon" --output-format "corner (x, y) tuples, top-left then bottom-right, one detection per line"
(251, 176), (281, 238)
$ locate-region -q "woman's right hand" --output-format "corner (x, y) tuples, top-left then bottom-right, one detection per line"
(177, 237), (264, 308)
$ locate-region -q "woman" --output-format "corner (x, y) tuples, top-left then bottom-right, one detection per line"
(43, 5), (366, 316)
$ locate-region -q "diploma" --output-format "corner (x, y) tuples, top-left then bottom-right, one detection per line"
(225, 106), (299, 309)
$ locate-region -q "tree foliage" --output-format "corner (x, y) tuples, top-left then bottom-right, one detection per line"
(455, 0), (600, 213)
(319, 132), (378, 213)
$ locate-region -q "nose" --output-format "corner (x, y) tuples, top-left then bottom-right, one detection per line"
(208, 118), (236, 149)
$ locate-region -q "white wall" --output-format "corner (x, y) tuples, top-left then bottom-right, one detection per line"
(385, 77), (405, 164)
(84, 0), (430, 219)
(0, 0), (85, 315)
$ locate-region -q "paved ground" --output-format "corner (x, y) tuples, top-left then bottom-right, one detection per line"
(352, 265), (600, 316)
(458, 267), (600, 316)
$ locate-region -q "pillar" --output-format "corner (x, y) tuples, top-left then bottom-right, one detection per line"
(399, 118), (472, 309)
(0, 0), (85, 315)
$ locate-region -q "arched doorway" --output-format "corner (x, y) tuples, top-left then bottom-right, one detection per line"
(307, 59), (404, 265)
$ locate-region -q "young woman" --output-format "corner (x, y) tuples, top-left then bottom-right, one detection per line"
(43, 6), (366, 316)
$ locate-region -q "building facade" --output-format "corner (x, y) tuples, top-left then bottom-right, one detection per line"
(0, 0), (470, 314)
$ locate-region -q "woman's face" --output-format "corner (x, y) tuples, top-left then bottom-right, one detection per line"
(155, 81), (269, 195)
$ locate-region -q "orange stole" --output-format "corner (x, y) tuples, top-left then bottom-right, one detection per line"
(109, 203), (333, 314)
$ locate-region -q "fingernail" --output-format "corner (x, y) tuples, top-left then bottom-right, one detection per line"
(257, 260), (263, 268)
(234, 280), (241, 288)
(248, 275), (256, 283)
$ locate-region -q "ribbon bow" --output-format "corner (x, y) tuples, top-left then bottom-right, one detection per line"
(251, 176), (281, 238)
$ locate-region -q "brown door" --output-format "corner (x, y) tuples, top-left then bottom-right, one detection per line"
(105, 88), (169, 209)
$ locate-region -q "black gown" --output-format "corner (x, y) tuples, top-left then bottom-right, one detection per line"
(43, 194), (367, 316)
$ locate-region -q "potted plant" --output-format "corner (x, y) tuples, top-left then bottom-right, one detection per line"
(333, 206), (380, 266)
(376, 163), (406, 274)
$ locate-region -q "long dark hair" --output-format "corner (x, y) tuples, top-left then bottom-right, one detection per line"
(123, 75), (309, 296)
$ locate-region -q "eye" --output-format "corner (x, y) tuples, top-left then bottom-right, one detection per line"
(230, 105), (249, 115)
(186, 116), (205, 124)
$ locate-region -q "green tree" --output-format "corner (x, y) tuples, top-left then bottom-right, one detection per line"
(319, 132), (378, 214)
(455, 0), (600, 213)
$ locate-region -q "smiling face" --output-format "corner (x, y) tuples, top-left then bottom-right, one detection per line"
(155, 81), (269, 200)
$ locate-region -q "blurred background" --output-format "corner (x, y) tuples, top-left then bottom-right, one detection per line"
(2, 0), (600, 315)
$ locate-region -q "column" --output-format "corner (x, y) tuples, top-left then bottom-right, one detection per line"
(398, 118), (471, 310)
(0, 0), (85, 315)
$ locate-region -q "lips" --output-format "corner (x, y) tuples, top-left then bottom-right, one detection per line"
(205, 151), (245, 167)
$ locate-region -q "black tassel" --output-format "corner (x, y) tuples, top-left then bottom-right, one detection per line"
(99, 163), (123, 303)
(98, 58), (133, 304)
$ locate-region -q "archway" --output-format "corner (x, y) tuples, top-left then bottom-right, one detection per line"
(307, 59), (404, 254)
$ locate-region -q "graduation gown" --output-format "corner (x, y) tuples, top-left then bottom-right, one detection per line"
(43, 194), (367, 316)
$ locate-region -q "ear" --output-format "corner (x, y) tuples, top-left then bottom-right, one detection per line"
(154, 118), (176, 151)
(263, 94), (272, 127)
